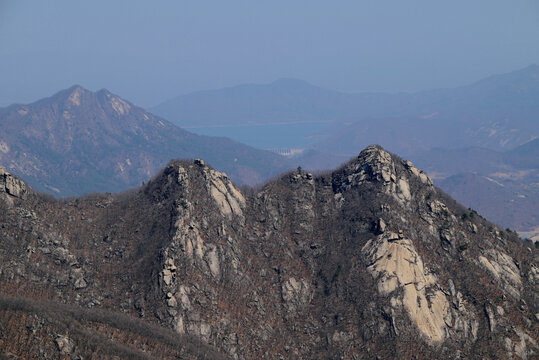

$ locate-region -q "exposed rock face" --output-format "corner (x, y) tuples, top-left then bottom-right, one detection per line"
(363, 231), (450, 343)
(479, 249), (522, 299)
(204, 166), (245, 218)
(505, 327), (538, 360)
(0, 145), (537, 359)
(55, 335), (74, 355)
(0, 166), (28, 199)
(281, 277), (313, 313)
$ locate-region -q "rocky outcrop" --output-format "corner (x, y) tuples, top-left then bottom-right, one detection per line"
(363, 231), (450, 343)
(0, 166), (28, 199)
(202, 164), (245, 218)
(504, 327), (538, 360)
(333, 146), (433, 208)
(479, 249), (522, 299)
(281, 277), (313, 313)
(154, 160), (250, 353)
(55, 335), (74, 355)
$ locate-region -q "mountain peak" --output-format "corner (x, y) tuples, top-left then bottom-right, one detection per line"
(66, 84), (88, 92)
(64, 84), (91, 95)
(50, 85), (93, 105)
(333, 145), (433, 196)
(48, 86), (133, 116)
(66, 85), (87, 106)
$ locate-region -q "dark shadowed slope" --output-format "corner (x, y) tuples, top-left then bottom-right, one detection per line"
(0, 86), (292, 196)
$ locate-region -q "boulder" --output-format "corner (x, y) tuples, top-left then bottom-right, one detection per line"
(55, 335), (74, 355)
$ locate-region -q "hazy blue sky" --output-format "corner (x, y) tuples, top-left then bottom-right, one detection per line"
(1, 0), (539, 107)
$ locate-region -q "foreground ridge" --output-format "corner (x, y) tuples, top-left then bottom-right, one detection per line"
(0, 145), (537, 359)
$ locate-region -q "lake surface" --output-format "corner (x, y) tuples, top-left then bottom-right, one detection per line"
(185, 122), (332, 150)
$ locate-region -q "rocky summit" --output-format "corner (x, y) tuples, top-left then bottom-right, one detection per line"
(0, 146), (537, 359)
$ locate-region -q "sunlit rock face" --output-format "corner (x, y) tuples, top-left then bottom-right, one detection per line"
(363, 231), (450, 343)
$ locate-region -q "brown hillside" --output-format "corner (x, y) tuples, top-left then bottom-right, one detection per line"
(0, 146), (537, 359)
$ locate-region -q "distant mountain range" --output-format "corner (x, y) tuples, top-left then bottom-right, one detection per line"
(0, 86), (293, 196)
(151, 65), (539, 154)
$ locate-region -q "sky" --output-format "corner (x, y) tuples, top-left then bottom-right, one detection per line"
(1, 0), (539, 107)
